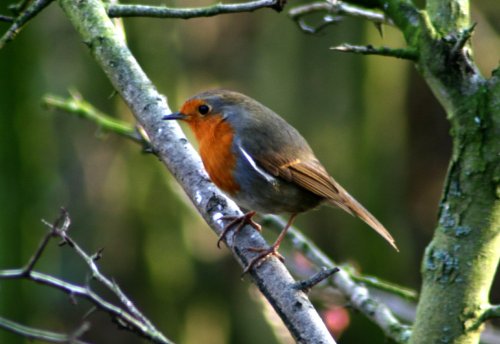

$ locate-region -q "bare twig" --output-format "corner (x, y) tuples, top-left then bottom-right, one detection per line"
(0, 316), (90, 344)
(0, 209), (173, 344)
(0, 0), (53, 49)
(449, 23), (477, 56)
(289, 0), (390, 34)
(331, 43), (418, 60)
(107, 0), (285, 19)
(0, 15), (14, 22)
(43, 92), (151, 150)
(485, 305), (500, 319)
(347, 270), (418, 302)
(293, 267), (339, 292)
(296, 14), (342, 35)
(8, 0), (33, 14)
(467, 304), (500, 331)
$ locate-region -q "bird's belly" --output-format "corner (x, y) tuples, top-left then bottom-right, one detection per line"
(231, 165), (322, 214)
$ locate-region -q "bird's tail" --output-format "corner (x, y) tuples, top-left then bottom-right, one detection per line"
(327, 185), (399, 252)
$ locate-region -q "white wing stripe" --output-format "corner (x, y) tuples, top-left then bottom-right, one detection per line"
(238, 145), (277, 186)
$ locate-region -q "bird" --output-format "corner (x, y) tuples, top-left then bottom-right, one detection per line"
(163, 89), (398, 272)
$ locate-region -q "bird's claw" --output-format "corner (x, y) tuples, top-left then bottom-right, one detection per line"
(242, 245), (285, 275)
(217, 211), (261, 248)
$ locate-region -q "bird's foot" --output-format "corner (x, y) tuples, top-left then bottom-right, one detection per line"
(217, 211), (261, 248)
(242, 244), (284, 275)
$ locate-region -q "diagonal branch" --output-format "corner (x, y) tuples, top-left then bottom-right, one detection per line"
(0, 209), (173, 344)
(57, 0), (336, 343)
(0, 0), (53, 49)
(106, 0), (285, 19)
(0, 316), (90, 344)
(262, 215), (413, 344)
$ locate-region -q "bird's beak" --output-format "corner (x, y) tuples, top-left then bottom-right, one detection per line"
(162, 112), (188, 121)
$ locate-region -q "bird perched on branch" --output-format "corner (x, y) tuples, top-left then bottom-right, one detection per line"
(163, 89), (398, 272)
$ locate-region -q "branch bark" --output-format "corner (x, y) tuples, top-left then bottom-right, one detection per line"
(56, 0), (336, 343)
(368, 1), (500, 343)
(106, 0), (284, 19)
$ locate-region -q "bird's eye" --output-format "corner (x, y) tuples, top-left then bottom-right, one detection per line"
(198, 104), (210, 115)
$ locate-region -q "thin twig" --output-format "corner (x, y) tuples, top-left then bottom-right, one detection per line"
(0, 316), (90, 344)
(288, 0), (390, 34)
(44, 209), (169, 342)
(450, 23), (477, 56)
(348, 271), (418, 302)
(293, 267), (339, 292)
(0, 0), (53, 49)
(107, 0), (284, 19)
(0, 15), (14, 23)
(467, 304), (500, 331)
(331, 43), (418, 60)
(8, 0), (33, 14)
(43, 92), (151, 149)
(0, 209), (173, 344)
(485, 305), (500, 319)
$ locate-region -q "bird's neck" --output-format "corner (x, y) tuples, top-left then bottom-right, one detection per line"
(188, 116), (240, 195)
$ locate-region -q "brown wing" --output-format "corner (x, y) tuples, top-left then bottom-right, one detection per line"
(257, 156), (399, 251)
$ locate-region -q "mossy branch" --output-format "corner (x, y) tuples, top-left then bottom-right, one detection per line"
(43, 91), (151, 149)
(331, 44), (418, 60)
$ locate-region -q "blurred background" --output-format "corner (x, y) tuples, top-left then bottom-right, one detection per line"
(0, 0), (498, 343)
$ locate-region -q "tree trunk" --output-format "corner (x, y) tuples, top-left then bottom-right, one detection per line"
(408, 0), (500, 342)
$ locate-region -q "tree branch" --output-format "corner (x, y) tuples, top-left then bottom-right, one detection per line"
(0, 316), (90, 344)
(262, 215), (413, 344)
(331, 43), (418, 60)
(56, 0), (336, 343)
(0, 0), (53, 49)
(0, 15), (14, 23)
(43, 92), (151, 149)
(481, 305), (500, 322)
(106, 0), (285, 19)
(347, 271), (418, 302)
(0, 209), (173, 344)
(289, 0), (389, 25)
(288, 1), (390, 35)
(376, 0), (421, 45)
(467, 305), (500, 331)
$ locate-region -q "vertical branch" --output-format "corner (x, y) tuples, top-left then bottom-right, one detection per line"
(404, 1), (500, 344)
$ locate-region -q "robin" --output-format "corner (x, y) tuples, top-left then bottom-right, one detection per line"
(163, 89), (398, 272)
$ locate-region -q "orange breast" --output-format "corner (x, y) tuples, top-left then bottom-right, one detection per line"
(187, 115), (240, 195)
